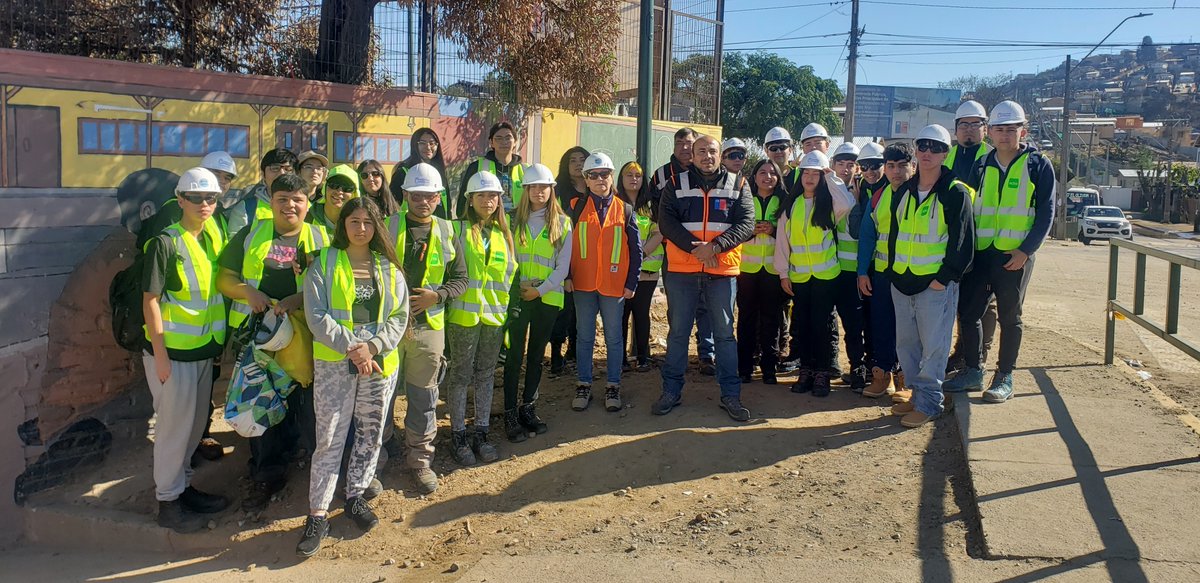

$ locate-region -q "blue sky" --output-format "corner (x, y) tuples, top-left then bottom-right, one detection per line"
(723, 0), (1199, 89)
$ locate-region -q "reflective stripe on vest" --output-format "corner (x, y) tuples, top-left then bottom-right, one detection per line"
(146, 219), (228, 349)
(229, 222), (328, 329)
(664, 172), (744, 276)
(388, 214), (455, 330)
(891, 190), (948, 276)
(975, 153), (1035, 251)
(516, 215), (571, 308)
(871, 185), (895, 272)
(740, 194), (780, 275)
(480, 158), (524, 212)
(636, 213), (664, 273)
(448, 222), (516, 327)
(786, 196), (840, 283)
(835, 214), (858, 272)
(571, 195), (631, 297)
(310, 248), (403, 377)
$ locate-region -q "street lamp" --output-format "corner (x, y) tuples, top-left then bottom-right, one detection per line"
(1054, 12), (1151, 239)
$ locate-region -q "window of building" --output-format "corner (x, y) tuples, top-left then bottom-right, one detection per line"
(78, 119), (147, 154)
(333, 132), (409, 164)
(78, 118), (250, 157)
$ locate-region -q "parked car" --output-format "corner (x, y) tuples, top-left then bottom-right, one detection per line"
(1039, 139), (1054, 150)
(1077, 205), (1133, 245)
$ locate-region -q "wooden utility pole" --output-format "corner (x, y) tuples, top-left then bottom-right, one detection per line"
(843, 0), (860, 140)
(1055, 56), (1071, 239)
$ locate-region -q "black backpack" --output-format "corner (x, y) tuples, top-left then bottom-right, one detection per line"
(109, 252), (147, 352)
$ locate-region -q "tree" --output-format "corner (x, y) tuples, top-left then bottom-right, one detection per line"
(672, 53), (718, 124)
(938, 73), (1014, 110)
(720, 52), (843, 142)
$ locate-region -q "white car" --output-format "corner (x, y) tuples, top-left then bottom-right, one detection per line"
(1077, 205), (1133, 244)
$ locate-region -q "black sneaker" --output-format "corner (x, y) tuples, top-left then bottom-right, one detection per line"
(719, 396), (751, 422)
(791, 368), (814, 393)
(650, 392), (681, 416)
(179, 486), (228, 514)
(345, 496), (379, 531)
(850, 365), (868, 394)
(450, 430), (477, 466)
(296, 515), (329, 557)
(636, 360), (653, 373)
(945, 352), (966, 375)
(157, 499), (208, 533)
(505, 409), (528, 443)
(813, 371), (832, 397)
(699, 359), (716, 376)
(762, 373), (778, 385)
(195, 437), (224, 461)
(242, 479), (284, 513)
(622, 360), (633, 373)
(471, 427), (499, 463)
(739, 372), (753, 384)
(518, 403), (548, 434)
(363, 478), (383, 501)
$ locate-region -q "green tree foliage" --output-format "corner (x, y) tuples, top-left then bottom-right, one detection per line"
(720, 52), (843, 142)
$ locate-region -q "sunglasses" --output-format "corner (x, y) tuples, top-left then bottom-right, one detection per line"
(585, 170), (612, 180)
(859, 161), (883, 171)
(180, 193), (218, 205)
(329, 184), (357, 194)
(916, 140), (949, 154)
(724, 151), (746, 160)
(766, 144), (791, 153)
(360, 170), (383, 179)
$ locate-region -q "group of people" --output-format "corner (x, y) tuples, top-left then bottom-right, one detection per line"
(136, 100), (1054, 557)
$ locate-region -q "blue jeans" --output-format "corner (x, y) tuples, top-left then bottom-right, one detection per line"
(891, 282), (959, 417)
(869, 271), (897, 371)
(574, 290), (625, 385)
(661, 272), (740, 398)
(695, 293), (714, 361)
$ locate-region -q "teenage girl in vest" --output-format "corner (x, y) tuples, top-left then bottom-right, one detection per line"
(445, 171), (517, 466)
(738, 160), (787, 385)
(391, 129), (451, 218)
(299, 196), (408, 557)
(357, 159), (401, 217)
(502, 163), (572, 443)
(773, 151), (856, 397)
(549, 146), (590, 374)
(617, 160), (660, 372)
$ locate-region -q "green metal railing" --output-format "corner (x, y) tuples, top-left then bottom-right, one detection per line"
(1105, 238), (1200, 365)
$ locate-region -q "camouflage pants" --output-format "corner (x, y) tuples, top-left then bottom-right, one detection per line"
(445, 323), (503, 432)
(308, 326), (397, 512)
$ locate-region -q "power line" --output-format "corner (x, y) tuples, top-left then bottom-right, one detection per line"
(724, 32), (847, 46)
(726, 1), (850, 13)
(862, 54), (1083, 65)
(860, 1), (1197, 10)
(733, 3), (849, 52)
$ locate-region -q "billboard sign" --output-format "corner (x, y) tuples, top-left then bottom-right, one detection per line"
(853, 85), (963, 139)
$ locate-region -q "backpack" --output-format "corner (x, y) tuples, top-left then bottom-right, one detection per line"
(109, 252), (147, 352)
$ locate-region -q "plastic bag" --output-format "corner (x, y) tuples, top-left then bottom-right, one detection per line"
(225, 345), (296, 438)
(273, 311), (314, 386)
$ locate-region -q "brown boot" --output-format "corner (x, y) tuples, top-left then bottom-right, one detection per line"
(862, 367), (895, 399)
(891, 389), (912, 404)
(891, 401), (916, 416)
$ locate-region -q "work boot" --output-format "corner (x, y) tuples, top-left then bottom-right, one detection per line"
(572, 383), (593, 411)
(295, 515), (329, 557)
(900, 410), (933, 428)
(791, 368), (814, 394)
(891, 401), (916, 416)
(895, 369), (906, 392)
(719, 396), (751, 422)
(850, 365), (869, 393)
(945, 352), (966, 375)
(982, 372), (1015, 403)
(699, 358), (716, 376)
(650, 392), (681, 416)
(863, 367), (895, 399)
(944, 367), (984, 393)
(178, 486), (228, 514)
(241, 479), (283, 513)
(412, 467), (438, 495)
(504, 409), (528, 443)
(345, 496), (379, 531)
(892, 389), (913, 404)
(195, 437), (224, 461)
(157, 499), (208, 533)
(762, 370), (778, 385)
(471, 427), (499, 463)
(739, 371), (753, 384)
(813, 370), (832, 397)
(450, 430), (477, 466)
(518, 403), (548, 434)
(604, 383), (623, 412)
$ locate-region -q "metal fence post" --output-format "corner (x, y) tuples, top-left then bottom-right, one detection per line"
(1105, 242), (1119, 365)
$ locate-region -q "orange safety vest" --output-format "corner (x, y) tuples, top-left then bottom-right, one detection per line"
(664, 171), (744, 276)
(570, 195), (630, 298)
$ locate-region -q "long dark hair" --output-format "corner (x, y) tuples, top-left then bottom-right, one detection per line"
(790, 169), (835, 231)
(357, 159), (400, 217)
(749, 159), (786, 222)
(555, 146), (590, 206)
(391, 128), (447, 195)
(332, 196), (402, 268)
(616, 161), (652, 216)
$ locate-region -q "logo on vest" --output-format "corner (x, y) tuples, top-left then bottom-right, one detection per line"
(1007, 177), (1020, 189)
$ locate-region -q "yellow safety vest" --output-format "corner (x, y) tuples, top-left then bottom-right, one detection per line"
(976, 153), (1035, 251)
(740, 194), (780, 275)
(387, 214), (454, 329)
(891, 189), (948, 276)
(515, 215), (571, 308)
(786, 196), (841, 283)
(229, 221), (329, 329)
(448, 221), (516, 327)
(310, 248), (405, 377)
(145, 219), (228, 350)
(835, 214), (858, 272)
(635, 213), (664, 273)
(945, 143), (992, 170)
(871, 185), (895, 273)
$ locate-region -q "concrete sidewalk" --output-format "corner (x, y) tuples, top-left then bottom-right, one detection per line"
(952, 325), (1200, 580)
(1130, 219), (1198, 240)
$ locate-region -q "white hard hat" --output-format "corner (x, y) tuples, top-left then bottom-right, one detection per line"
(797, 150), (830, 170)
(199, 151), (237, 177)
(255, 311), (294, 352)
(722, 138), (747, 152)
(800, 123), (830, 142)
(764, 126), (792, 144)
(401, 162), (443, 193)
(582, 152), (615, 173)
(176, 167), (223, 194)
(954, 100), (988, 121)
(832, 142), (860, 159)
(989, 100), (1027, 126)
(522, 163), (557, 186)
(916, 124), (953, 147)
(466, 170), (503, 194)
(858, 142), (885, 161)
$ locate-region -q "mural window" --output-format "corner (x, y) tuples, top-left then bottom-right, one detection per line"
(78, 119), (148, 154)
(333, 132), (409, 164)
(149, 123), (250, 157)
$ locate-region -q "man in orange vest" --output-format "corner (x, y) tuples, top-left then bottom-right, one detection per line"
(652, 135), (756, 422)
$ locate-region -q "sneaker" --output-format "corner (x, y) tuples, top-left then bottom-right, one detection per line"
(295, 515), (329, 557)
(242, 479), (283, 513)
(471, 427), (499, 463)
(891, 389), (913, 404)
(450, 430), (477, 466)
(945, 353), (967, 375)
(604, 384), (623, 412)
(196, 437), (224, 461)
(504, 409), (527, 443)
(850, 365), (868, 394)
(777, 359), (799, 374)
(572, 383), (592, 411)
(719, 396), (751, 422)
(412, 467), (439, 495)
(650, 392), (681, 416)
(345, 496), (379, 531)
(891, 401), (916, 416)
(622, 361), (633, 373)
(179, 486), (228, 514)
(813, 371), (832, 397)
(900, 410), (933, 428)
(739, 372), (753, 384)
(944, 367), (984, 393)
(762, 373), (778, 385)
(982, 372), (1015, 403)
(699, 358), (716, 376)
(636, 360), (653, 373)
(363, 478), (383, 501)
(518, 403), (548, 434)
(157, 499), (208, 533)
(863, 367), (895, 399)
(791, 368), (814, 393)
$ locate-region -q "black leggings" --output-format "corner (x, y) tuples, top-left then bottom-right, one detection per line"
(623, 279), (657, 364)
(788, 277), (838, 372)
(503, 298), (561, 410)
(736, 270), (783, 375)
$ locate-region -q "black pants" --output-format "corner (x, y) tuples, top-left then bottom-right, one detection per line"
(789, 277), (838, 372)
(504, 298), (561, 410)
(550, 291), (576, 359)
(833, 271), (867, 371)
(247, 383), (314, 484)
(953, 296), (998, 363)
(737, 270), (783, 376)
(959, 249), (1036, 374)
(623, 279), (657, 364)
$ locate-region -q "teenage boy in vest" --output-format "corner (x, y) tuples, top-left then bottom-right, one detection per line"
(456, 121), (524, 216)
(887, 125), (975, 428)
(217, 173), (328, 513)
(831, 142), (869, 391)
(945, 101), (1055, 403)
(225, 148), (298, 236)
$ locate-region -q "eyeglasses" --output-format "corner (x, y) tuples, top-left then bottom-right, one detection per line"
(766, 144), (791, 153)
(724, 151), (746, 160)
(408, 192), (440, 202)
(329, 184), (357, 194)
(265, 164), (293, 174)
(957, 121), (985, 130)
(360, 170), (383, 179)
(859, 161), (883, 171)
(416, 140), (438, 148)
(300, 163), (324, 172)
(180, 193), (218, 205)
(585, 170), (613, 180)
(915, 140), (949, 154)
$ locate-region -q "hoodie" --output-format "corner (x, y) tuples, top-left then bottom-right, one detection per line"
(309, 164), (361, 232)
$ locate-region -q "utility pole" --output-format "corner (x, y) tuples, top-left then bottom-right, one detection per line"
(1056, 55), (1071, 239)
(636, 0), (654, 173)
(843, 0), (860, 141)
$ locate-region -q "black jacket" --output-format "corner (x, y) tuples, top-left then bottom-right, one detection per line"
(658, 166), (755, 259)
(887, 168), (975, 296)
(650, 155), (689, 222)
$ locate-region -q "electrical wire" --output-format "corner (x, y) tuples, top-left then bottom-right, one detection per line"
(860, 1), (1198, 10)
(726, 1), (850, 14)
